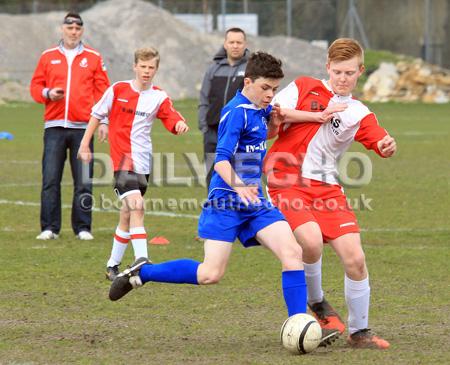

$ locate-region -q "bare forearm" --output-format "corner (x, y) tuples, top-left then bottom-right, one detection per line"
(214, 160), (260, 205)
(214, 160), (245, 188)
(283, 109), (321, 123)
(80, 116), (101, 147)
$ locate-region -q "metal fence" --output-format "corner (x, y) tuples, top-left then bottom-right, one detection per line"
(0, 0), (447, 67)
(0, 0), (337, 40)
(0, 0), (100, 13)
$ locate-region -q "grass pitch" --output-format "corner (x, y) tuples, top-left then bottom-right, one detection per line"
(0, 100), (449, 364)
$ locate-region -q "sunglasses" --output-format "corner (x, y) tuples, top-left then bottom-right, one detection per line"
(63, 18), (83, 26)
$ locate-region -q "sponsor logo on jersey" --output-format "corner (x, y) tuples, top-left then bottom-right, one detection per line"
(311, 100), (326, 111)
(117, 98), (128, 103)
(330, 117), (341, 135)
(135, 110), (151, 118)
(50, 59), (61, 64)
(79, 57), (88, 68)
(245, 141), (267, 153)
(309, 91), (319, 96)
(121, 107), (151, 118)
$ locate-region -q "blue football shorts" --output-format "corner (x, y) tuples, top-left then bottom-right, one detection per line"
(198, 200), (286, 247)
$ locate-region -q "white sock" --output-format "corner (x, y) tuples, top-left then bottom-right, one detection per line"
(304, 256), (324, 305)
(130, 226), (148, 259)
(345, 274), (370, 334)
(106, 227), (130, 267)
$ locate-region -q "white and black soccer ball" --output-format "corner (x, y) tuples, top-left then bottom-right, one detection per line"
(280, 313), (322, 354)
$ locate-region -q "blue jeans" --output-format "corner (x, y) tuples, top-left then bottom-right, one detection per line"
(41, 127), (93, 235)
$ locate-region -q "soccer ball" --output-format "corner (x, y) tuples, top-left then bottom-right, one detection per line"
(280, 313), (322, 354)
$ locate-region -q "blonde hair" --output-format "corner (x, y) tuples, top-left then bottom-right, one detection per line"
(328, 38), (364, 65)
(134, 47), (160, 67)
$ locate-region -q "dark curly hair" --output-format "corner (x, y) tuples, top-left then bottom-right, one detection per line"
(244, 52), (284, 81)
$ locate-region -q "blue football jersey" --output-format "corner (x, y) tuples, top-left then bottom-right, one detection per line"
(208, 91), (272, 203)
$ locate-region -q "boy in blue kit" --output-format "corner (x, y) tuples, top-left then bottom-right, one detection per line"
(109, 52), (321, 341)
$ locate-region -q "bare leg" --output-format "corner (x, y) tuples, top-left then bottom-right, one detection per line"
(197, 239), (233, 284)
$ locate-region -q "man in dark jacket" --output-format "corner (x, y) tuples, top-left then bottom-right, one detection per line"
(198, 28), (249, 189)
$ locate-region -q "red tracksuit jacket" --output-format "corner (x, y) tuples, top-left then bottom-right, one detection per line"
(30, 41), (110, 127)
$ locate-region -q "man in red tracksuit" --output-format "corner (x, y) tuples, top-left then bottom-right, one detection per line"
(30, 12), (110, 240)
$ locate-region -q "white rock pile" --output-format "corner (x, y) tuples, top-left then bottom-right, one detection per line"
(363, 59), (450, 103)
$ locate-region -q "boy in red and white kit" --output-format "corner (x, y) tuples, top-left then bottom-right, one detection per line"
(78, 47), (189, 281)
(265, 38), (396, 349)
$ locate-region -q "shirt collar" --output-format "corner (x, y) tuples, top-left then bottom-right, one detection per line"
(58, 40), (83, 55)
(321, 79), (353, 100)
(235, 90), (272, 113)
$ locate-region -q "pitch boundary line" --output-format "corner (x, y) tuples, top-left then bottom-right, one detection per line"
(1, 199), (449, 232)
(1, 227), (116, 233)
(0, 199), (199, 219)
(0, 175), (206, 187)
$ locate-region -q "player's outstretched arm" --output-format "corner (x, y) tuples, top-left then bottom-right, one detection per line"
(214, 160), (260, 206)
(77, 116), (101, 164)
(282, 103), (347, 124)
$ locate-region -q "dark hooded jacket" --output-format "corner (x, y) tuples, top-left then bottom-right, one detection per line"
(198, 47), (249, 132)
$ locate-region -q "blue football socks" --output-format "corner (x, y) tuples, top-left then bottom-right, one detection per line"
(139, 259), (200, 285)
(282, 270), (307, 316)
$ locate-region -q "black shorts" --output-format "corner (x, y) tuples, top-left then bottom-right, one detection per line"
(113, 171), (149, 199)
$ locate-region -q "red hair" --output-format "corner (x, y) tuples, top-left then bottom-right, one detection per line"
(328, 38), (364, 65)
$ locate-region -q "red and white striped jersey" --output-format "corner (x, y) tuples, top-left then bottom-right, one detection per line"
(266, 77), (387, 187)
(92, 80), (184, 173)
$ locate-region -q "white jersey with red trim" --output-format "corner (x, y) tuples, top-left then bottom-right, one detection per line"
(92, 80), (184, 174)
(266, 77), (387, 187)
(302, 92), (374, 184)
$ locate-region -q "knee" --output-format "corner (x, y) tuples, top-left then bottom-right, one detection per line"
(120, 210), (131, 226)
(279, 241), (303, 268)
(127, 196), (145, 213)
(300, 237), (323, 257)
(284, 242), (303, 260)
(344, 253), (366, 277)
(198, 266), (225, 285)
(135, 197), (145, 211)
(121, 209), (131, 220)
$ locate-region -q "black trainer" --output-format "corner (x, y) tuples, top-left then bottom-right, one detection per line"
(308, 297), (346, 335)
(347, 328), (390, 349)
(319, 328), (341, 347)
(109, 257), (151, 301)
(105, 265), (120, 281)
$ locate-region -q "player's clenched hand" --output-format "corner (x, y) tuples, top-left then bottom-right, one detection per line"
(377, 135), (397, 157)
(318, 103), (348, 123)
(97, 124), (108, 143)
(77, 144), (92, 164)
(270, 103), (285, 128)
(175, 121), (189, 134)
(235, 185), (260, 206)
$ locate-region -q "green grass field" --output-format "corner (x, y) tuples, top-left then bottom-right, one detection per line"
(0, 100), (449, 365)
